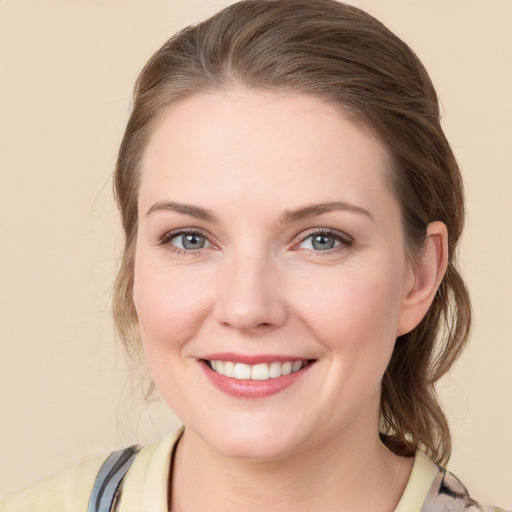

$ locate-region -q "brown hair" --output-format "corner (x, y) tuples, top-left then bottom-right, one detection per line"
(113, 0), (471, 465)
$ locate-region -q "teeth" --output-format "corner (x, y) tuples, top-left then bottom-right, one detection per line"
(234, 363), (251, 380)
(269, 362), (282, 378)
(224, 361), (235, 378)
(251, 363), (269, 380)
(281, 362), (292, 375)
(209, 360), (309, 380)
(292, 360), (302, 372)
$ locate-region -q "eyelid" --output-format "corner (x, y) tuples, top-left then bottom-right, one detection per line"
(293, 228), (354, 251)
(156, 226), (353, 255)
(158, 227), (217, 254)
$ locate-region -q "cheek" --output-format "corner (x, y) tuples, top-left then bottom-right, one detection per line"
(291, 264), (404, 349)
(132, 254), (213, 350)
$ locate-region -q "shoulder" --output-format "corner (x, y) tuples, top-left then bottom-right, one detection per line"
(422, 465), (509, 512)
(0, 452), (110, 512)
(0, 428), (184, 512)
(396, 451), (508, 512)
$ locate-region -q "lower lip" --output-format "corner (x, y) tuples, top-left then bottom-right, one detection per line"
(200, 361), (314, 398)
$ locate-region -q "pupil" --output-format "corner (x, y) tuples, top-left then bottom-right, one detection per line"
(312, 235), (334, 250)
(183, 234), (204, 250)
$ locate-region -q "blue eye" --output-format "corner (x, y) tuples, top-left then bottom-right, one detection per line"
(300, 234), (340, 251)
(298, 230), (352, 252)
(169, 232), (211, 251)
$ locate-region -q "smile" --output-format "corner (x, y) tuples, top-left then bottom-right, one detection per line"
(208, 360), (310, 380)
(200, 356), (316, 398)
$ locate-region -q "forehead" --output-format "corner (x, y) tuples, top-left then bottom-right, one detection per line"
(139, 89), (395, 218)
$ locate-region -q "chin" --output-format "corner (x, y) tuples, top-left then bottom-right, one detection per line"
(192, 416), (310, 462)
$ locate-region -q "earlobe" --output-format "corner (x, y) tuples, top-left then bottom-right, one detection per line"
(397, 221), (448, 336)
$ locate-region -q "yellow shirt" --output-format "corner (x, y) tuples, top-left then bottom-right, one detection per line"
(1, 428), (501, 512)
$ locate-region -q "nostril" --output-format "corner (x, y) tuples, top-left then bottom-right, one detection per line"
(214, 288), (288, 331)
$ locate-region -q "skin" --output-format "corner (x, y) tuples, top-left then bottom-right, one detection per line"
(133, 89), (448, 511)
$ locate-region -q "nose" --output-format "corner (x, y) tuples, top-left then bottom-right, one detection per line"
(213, 253), (288, 334)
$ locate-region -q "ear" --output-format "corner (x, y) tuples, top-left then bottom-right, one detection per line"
(397, 221), (448, 336)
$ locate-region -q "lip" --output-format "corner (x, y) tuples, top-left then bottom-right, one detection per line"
(200, 352), (309, 365)
(198, 354), (315, 399)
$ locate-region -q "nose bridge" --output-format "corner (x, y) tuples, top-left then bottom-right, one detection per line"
(214, 244), (287, 332)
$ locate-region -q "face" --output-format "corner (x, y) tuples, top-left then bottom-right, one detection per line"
(134, 90), (417, 460)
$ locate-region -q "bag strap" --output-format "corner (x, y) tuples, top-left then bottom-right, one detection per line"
(87, 445), (140, 512)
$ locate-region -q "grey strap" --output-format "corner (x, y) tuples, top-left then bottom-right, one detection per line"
(87, 445), (140, 512)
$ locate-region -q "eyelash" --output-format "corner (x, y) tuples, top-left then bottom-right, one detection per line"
(158, 228), (354, 256)
(295, 228), (354, 255)
(158, 228), (213, 256)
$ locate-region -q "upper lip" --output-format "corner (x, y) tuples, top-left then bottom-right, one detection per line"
(200, 352), (315, 365)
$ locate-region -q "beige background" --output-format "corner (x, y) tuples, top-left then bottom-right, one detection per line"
(1, 0), (511, 506)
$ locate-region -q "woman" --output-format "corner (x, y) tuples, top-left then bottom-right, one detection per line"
(2, 1), (506, 511)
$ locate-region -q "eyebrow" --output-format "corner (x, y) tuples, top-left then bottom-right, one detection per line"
(146, 201), (218, 222)
(279, 201), (374, 224)
(145, 200), (373, 224)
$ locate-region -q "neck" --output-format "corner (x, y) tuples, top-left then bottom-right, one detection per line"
(169, 421), (413, 512)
